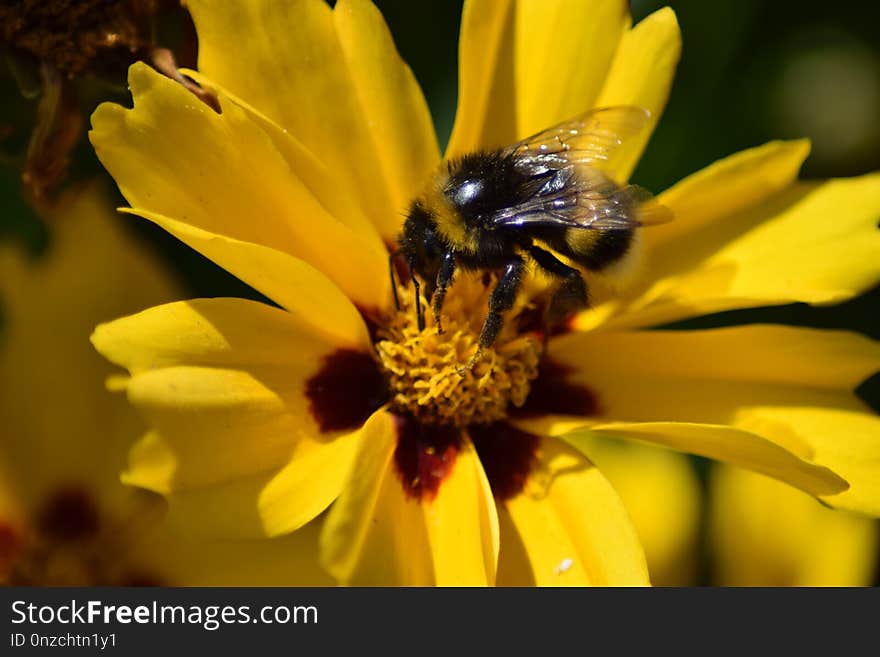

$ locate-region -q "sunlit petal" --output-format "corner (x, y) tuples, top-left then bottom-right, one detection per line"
(605, 169), (880, 329)
(576, 437), (700, 586)
(187, 0), (439, 240)
(93, 297), (379, 537)
(495, 435), (648, 586)
(447, 0), (630, 155)
(320, 411), (499, 585)
(90, 63), (389, 310)
(513, 325), (879, 506)
(595, 7), (681, 182)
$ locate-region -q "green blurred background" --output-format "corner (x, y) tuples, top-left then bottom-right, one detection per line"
(1, 0), (878, 584)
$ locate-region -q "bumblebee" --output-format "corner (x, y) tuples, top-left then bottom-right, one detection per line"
(396, 106), (672, 357)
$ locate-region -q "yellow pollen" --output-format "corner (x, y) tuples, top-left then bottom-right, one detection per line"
(376, 275), (543, 426)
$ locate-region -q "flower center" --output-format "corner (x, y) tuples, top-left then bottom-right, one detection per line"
(375, 275), (543, 427)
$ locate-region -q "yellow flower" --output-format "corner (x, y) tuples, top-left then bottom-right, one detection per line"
(88, 0), (880, 585)
(0, 184), (331, 586)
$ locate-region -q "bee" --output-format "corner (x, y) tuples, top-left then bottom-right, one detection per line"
(395, 105), (672, 361)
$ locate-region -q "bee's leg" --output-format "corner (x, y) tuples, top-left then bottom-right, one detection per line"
(432, 252), (456, 333)
(483, 257), (526, 349)
(461, 257), (525, 372)
(528, 244), (589, 329)
(408, 256), (425, 331)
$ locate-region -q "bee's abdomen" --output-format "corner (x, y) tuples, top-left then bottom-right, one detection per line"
(569, 227), (635, 271)
(534, 226), (635, 272)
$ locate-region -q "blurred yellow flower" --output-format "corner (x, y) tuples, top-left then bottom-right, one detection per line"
(588, 446), (879, 587)
(0, 184), (331, 585)
(709, 465), (878, 586)
(88, 0), (880, 585)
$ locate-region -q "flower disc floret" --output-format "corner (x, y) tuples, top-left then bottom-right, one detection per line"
(376, 278), (542, 427)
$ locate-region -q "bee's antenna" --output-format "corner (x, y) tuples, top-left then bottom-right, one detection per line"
(388, 250), (400, 311)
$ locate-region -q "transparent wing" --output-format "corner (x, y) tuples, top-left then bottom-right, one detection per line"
(492, 174), (673, 231)
(491, 107), (671, 232)
(505, 106), (651, 176)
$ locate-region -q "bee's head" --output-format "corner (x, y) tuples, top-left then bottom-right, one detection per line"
(399, 201), (442, 290)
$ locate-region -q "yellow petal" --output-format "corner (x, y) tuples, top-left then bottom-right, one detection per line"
(333, 0), (442, 235)
(444, 0), (515, 155)
(447, 0), (630, 155)
(89, 63), (388, 310)
(92, 278), (370, 368)
(595, 7), (681, 182)
(152, 427), (365, 538)
(92, 297), (379, 450)
(609, 170), (880, 329)
(188, 0), (439, 240)
(576, 437), (701, 586)
(129, 208), (381, 330)
(563, 422), (846, 498)
(514, 325), (880, 502)
(320, 411), (499, 585)
(735, 407), (880, 516)
(650, 140), (811, 248)
(179, 70), (388, 250)
(709, 465), (878, 586)
(123, 432), (175, 495)
(92, 297), (382, 537)
(123, 367), (319, 491)
(495, 436), (648, 586)
(514, 0), (631, 139)
(552, 325), (880, 400)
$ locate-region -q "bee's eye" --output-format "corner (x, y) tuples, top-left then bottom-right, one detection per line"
(450, 179), (484, 208)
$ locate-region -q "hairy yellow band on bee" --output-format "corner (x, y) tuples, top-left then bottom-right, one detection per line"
(564, 226), (602, 254)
